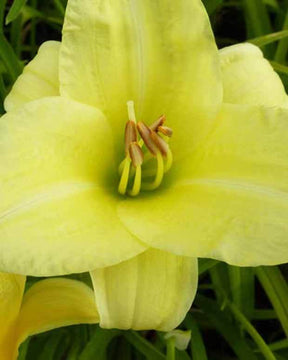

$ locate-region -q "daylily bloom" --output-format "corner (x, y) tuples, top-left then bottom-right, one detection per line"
(0, 272), (98, 359)
(1, 0), (288, 331)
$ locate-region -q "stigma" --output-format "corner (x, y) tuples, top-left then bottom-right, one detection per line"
(118, 101), (173, 197)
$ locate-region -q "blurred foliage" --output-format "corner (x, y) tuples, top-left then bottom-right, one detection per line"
(1, 0), (288, 359)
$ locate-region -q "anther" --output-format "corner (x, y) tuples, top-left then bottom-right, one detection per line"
(150, 115), (166, 132)
(150, 131), (169, 157)
(129, 142), (144, 167)
(125, 121), (137, 155)
(158, 125), (173, 137)
(137, 122), (159, 156)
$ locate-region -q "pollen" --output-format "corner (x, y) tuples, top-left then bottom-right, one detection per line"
(118, 101), (173, 196)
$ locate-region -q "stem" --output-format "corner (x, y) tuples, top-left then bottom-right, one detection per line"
(166, 337), (175, 360)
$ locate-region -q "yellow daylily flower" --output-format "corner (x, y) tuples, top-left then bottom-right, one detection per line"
(1, 0), (288, 331)
(0, 273), (98, 360)
(219, 42), (288, 107)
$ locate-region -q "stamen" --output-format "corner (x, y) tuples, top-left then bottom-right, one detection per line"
(150, 115), (166, 132)
(129, 142), (144, 167)
(118, 101), (173, 196)
(118, 158), (131, 195)
(142, 148), (173, 177)
(125, 121), (137, 155)
(165, 147), (173, 172)
(128, 166), (142, 197)
(142, 151), (164, 191)
(150, 131), (169, 157)
(137, 122), (158, 156)
(158, 125), (173, 137)
(127, 101), (137, 123)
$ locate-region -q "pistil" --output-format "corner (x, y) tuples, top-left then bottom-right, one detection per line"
(118, 101), (173, 196)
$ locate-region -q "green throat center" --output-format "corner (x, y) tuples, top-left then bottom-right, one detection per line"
(118, 101), (173, 197)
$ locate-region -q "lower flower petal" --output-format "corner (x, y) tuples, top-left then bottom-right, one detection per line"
(14, 278), (99, 359)
(118, 104), (288, 266)
(0, 97), (145, 276)
(0, 273), (25, 360)
(4, 41), (60, 112)
(219, 43), (288, 107)
(91, 249), (198, 331)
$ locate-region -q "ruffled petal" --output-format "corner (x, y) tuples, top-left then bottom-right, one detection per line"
(118, 104), (288, 266)
(91, 249), (198, 331)
(0, 97), (145, 276)
(60, 0), (222, 155)
(14, 278), (99, 358)
(4, 41), (60, 112)
(220, 43), (288, 107)
(0, 273), (25, 360)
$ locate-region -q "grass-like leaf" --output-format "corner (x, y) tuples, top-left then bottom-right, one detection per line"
(79, 327), (120, 360)
(256, 267), (288, 338)
(6, 0), (27, 24)
(248, 30), (288, 47)
(195, 295), (258, 360)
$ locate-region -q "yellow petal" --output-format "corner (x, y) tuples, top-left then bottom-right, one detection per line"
(14, 278), (99, 357)
(220, 43), (288, 107)
(4, 41), (60, 112)
(0, 273), (25, 360)
(91, 249), (198, 331)
(118, 104), (288, 266)
(60, 0), (222, 155)
(0, 97), (145, 276)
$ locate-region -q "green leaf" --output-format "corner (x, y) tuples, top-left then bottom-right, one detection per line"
(227, 301), (276, 360)
(0, 73), (6, 112)
(17, 338), (30, 360)
(79, 327), (120, 360)
(198, 259), (219, 275)
(268, 339), (288, 352)
(124, 331), (165, 360)
(263, 0), (279, 10)
(6, 0), (27, 24)
(202, 0), (223, 15)
(184, 314), (207, 360)
(0, 0), (6, 31)
(248, 30), (288, 47)
(37, 331), (68, 360)
(175, 350), (191, 360)
(195, 295), (258, 360)
(209, 263), (230, 304)
(53, 0), (65, 16)
(256, 267), (288, 338)
(228, 266), (255, 319)
(242, 0), (272, 37)
(0, 33), (23, 81)
(270, 61), (288, 75)
(274, 11), (288, 62)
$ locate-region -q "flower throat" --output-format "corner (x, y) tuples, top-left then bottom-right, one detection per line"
(118, 101), (173, 196)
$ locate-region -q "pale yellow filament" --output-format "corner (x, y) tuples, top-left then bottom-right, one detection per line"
(142, 151), (164, 191)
